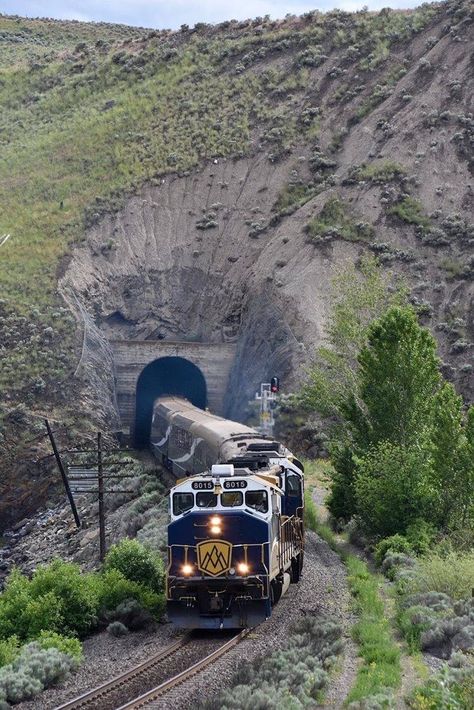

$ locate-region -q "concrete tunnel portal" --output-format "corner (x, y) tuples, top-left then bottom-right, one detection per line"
(134, 356), (207, 448)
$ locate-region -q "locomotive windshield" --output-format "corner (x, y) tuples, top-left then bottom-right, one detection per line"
(221, 491), (243, 507)
(173, 492), (193, 515)
(245, 490), (268, 513)
(196, 492), (217, 508)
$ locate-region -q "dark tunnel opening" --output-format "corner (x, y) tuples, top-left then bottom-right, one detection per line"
(134, 356), (207, 448)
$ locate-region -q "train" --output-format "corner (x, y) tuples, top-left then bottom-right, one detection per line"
(150, 397), (305, 629)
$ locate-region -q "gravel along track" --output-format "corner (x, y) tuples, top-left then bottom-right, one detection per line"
(146, 531), (358, 709)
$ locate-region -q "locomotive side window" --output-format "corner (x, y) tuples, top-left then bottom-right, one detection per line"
(245, 490), (268, 513)
(173, 492), (194, 515)
(221, 491), (243, 507)
(287, 475), (302, 498)
(169, 426), (193, 458)
(196, 492), (217, 508)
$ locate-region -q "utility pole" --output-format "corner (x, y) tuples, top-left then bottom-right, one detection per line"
(45, 419), (81, 528)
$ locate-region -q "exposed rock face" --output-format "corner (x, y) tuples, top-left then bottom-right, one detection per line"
(61, 155), (329, 423)
(62, 123), (473, 428)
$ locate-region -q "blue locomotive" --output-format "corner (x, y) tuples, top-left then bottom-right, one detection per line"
(155, 398), (305, 629)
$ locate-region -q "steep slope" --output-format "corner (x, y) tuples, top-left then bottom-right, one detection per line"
(0, 1), (473, 528)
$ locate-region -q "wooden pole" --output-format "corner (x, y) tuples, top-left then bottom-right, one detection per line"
(45, 419), (81, 528)
(97, 432), (106, 562)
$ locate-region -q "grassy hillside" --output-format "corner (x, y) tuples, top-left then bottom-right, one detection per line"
(0, 1), (473, 525)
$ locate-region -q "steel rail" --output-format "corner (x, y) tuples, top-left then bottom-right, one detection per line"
(117, 628), (251, 709)
(54, 634), (192, 710)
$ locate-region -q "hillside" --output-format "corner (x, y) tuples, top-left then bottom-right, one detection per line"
(0, 1), (473, 528)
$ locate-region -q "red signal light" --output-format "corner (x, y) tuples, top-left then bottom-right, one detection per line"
(270, 376), (279, 393)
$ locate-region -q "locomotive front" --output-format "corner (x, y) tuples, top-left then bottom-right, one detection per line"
(167, 464), (280, 629)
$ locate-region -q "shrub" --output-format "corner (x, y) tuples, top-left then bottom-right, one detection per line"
(0, 570), (66, 641)
(107, 621), (129, 637)
(405, 520), (436, 556)
(402, 552), (474, 600)
(215, 615), (342, 709)
(374, 535), (414, 567)
(95, 569), (165, 621)
(105, 599), (154, 632)
(354, 443), (435, 539)
(0, 637), (20, 669)
(0, 643), (77, 704)
(398, 605), (439, 651)
(381, 552), (416, 581)
(37, 631), (83, 662)
(28, 560), (98, 638)
(104, 539), (165, 593)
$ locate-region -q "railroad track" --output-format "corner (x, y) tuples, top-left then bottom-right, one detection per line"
(117, 628), (250, 709)
(55, 629), (250, 710)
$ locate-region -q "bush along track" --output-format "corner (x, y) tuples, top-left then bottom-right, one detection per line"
(206, 615), (344, 709)
(374, 538), (474, 709)
(0, 539), (165, 706)
(305, 493), (403, 709)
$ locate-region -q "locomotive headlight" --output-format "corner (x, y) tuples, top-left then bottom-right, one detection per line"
(237, 562), (250, 575)
(181, 564), (194, 576)
(209, 515), (222, 535)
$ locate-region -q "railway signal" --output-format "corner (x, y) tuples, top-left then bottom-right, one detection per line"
(255, 378), (280, 436)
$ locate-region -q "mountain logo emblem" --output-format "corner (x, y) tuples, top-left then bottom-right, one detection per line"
(197, 540), (232, 577)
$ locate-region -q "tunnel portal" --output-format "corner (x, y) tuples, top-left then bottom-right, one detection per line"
(134, 356), (207, 448)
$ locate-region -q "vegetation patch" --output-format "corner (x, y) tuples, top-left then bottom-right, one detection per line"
(304, 494), (401, 707)
(273, 182), (319, 216)
(345, 161), (406, 185)
(387, 196), (430, 229)
(0, 539), (165, 704)
(305, 197), (374, 244)
(209, 613), (343, 709)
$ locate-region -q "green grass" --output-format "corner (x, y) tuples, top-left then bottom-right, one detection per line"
(346, 557), (402, 703)
(352, 161), (406, 184)
(388, 197), (430, 229)
(304, 491), (402, 704)
(273, 183), (319, 214)
(305, 197), (374, 243)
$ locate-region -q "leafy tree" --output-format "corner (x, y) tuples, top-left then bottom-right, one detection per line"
(300, 256), (406, 419)
(328, 306), (440, 523)
(353, 441), (435, 538)
(355, 307), (441, 449)
(428, 382), (469, 528)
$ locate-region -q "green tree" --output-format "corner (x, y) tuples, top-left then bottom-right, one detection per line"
(328, 306), (440, 523)
(428, 382), (468, 528)
(300, 256), (406, 418)
(356, 307), (441, 448)
(354, 441), (435, 538)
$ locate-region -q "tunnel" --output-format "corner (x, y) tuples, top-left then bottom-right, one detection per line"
(134, 356), (207, 448)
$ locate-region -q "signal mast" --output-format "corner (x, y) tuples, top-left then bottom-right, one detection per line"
(255, 377), (279, 436)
